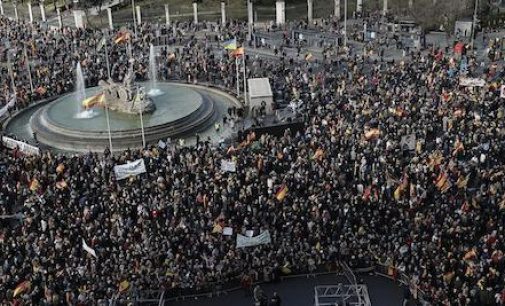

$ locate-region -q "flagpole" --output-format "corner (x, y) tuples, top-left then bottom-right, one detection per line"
(132, 0), (137, 37)
(235, 57), (240, 97)
(23, 46), (34, 94)
(6, 45), (16, 96)
(139, 99), (146, 148)
(103, 35), (113, 153)
(242, 54), (247, 104)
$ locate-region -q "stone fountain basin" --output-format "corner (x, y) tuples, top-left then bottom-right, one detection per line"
(25, 82), (233, 152)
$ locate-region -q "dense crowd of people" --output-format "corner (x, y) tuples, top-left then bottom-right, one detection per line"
(1, 10), (505, 306)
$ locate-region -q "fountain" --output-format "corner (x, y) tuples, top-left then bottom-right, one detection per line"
(6, 56), (240, 152)
(74, 62), (98, 119)
(147, 44), (163, 97)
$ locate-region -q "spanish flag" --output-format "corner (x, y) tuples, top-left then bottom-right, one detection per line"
(393, 173), (408, 201)
(118, 280), (130, 293)
(364, 128), (380, 141)
(456, 174), (469, 189)
(427, 151), (444, 170)
(231, 47), (245, 57)
(435, 171), (452, 193)
(312, 148), (324, 161)
(275, 184), (288, 202)
(452, 139), (465, 156)
(82, 93), (105, 109)
(29, 178), (40, 192)
(223, 38), (237, 50)
(463, 249), (477, 261)
(13, 280), (31, 298)
(35, 86), (47, 95)
(114, 31), (131, 44)
(56, 180), (68, 190)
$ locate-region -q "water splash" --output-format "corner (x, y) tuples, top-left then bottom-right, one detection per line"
(74, 109), (99, 119)
(75, 62), (86, 114)
(148, 44), (163, 97)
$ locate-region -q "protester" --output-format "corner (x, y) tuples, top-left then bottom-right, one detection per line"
(1, 12), (505, 306)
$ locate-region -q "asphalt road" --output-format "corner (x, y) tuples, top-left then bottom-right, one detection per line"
(171, 274), (406, 306)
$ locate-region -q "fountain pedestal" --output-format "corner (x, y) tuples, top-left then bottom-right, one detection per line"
(99, 79), (155, 114)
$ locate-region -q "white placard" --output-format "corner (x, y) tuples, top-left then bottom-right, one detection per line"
(1, 136), (40, 156)
(223, 227), (233, 236)
(459, 77), (486, 87)
(220, 159), (236, 172)
(236, 230), (271, 248)
(114, 159), (147, 180)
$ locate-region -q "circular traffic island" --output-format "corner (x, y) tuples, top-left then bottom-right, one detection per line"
(7, 82), (239, 152)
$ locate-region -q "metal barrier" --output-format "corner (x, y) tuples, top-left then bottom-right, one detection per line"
(374, 262), (431, 305)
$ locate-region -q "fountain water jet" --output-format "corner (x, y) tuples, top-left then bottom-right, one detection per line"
(148, 44), (163, 97)
(74, 62), (98, 119)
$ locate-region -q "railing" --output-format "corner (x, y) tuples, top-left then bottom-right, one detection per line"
(374, 262), (431, 305)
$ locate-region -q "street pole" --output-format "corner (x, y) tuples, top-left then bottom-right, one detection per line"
(471, 0), (479, 51)
(28, 2), (33, 23)
(103, 34), (113, 153)
(107, 8), (113, 30)
(243, 55), (247, 104)
(132, 0), (137, 37)
(7, 49), (16, 96)
(344, 0), (347, 48)
(13, 1), (18, 21)
(165, 4), (170, 25)
(235, 57), (240, 97)
(40, 0), (46, 22)
(139, 100), (146, 148)
(23, 46), (34, 94)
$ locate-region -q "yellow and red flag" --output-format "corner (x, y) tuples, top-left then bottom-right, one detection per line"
(231, 47), (245, 57)
(82, 93), (105, 109)
(393, 173), (409, 201)
(364, 128), (380, 141)
(275, 184), (288, 202)
(435, 171), (452, 193)
(114, 31), (131, 44)
(456, 174), (469, 189)
(312, 148), (324, 161)
(35, 86), (47, 95)
(29, 178), (40, 192)
(452, 139), (465, 156)
(118, 280), (130, 293)
(13, 280), (31, 298)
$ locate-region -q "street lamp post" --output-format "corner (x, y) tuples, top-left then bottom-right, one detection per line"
(132, 0), (137, 37)
(471, 0), (479, 50)
(13, 1), (18, 21)
(344, 0), (347, 48)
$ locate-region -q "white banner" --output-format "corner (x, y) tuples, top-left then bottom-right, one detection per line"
(0, 104), (8, 117)
(223, 227), (233, 236)
(236, 230), (271, 248)
(220, 159), (236, 173)
(1, 136), (40, 156)
(114, 159), (147, 180)
(459, 78), (486, 87)
(0, 95), (16, 117)
(82, 239), (98, 258)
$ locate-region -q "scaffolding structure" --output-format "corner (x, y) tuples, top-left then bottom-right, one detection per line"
(314, 284), (372, 306)
(314, 262), (372, 306)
